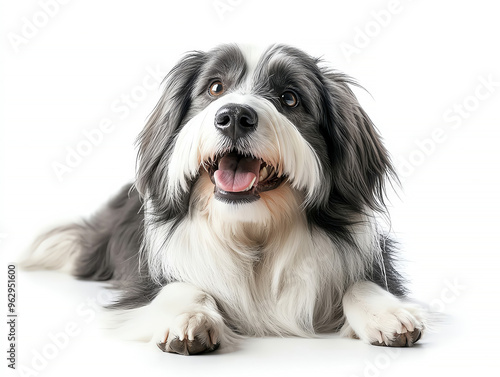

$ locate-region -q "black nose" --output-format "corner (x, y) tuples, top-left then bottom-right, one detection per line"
(214, 103), (258, 141)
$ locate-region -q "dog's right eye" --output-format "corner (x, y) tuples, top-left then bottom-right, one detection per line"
(209, 81), (225, 96)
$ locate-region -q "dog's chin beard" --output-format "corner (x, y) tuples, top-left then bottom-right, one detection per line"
(204, 148), (286, 204)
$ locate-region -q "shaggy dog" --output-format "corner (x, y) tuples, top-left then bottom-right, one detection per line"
(24, 44), (426, 355)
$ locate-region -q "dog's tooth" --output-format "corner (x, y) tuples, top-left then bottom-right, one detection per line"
(269, 167), (275, 178)
(259, 166), (268, 182)
(243, 177), (257, 192)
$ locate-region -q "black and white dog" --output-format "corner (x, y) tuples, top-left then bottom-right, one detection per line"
(24, 44), (426, 355)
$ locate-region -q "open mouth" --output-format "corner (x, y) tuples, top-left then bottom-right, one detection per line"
(205, 149), (286, 203)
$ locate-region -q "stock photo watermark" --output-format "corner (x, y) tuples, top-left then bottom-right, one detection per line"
(212, 0), (245, 20)
(350, 347), (402, 377)
(16, 289), (113, 377)
(6, 265), (18, 371)
(51, 64), (167, 182)
(7, 0), (72, 53)
(339, 0), (415, 62)
(428, 277), (465, 313)
(397, 74), (499, 179)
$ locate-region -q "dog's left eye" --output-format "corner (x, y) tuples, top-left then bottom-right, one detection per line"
(209, 81), (225, 96)
(281, 91), (299, 108)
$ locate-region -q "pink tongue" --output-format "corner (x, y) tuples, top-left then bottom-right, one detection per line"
(214, 153), (261, 192)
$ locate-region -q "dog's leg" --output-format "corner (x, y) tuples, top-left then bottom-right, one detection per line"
(340, 281), (426, 347)
(110, 282), (234, 355)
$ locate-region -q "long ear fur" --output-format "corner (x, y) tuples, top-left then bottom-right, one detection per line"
(135, 51), (207, 221)
(309, 70), (397, 241)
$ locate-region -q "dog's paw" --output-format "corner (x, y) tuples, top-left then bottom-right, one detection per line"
(364, 304), (425, 347)
(156, 312), (221, 355)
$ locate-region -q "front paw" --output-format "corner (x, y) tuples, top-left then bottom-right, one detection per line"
(156, 312), (221, 355)
(366, 304), (425, 347)
(343, 302), (426, 347)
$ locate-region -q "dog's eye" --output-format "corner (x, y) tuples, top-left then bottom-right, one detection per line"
(209, 81), (225, 96)
(281, 91), (299, 108)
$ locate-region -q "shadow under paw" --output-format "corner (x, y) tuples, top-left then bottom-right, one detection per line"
(157, 336), (220, 355)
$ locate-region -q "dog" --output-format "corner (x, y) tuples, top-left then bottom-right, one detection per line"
(23, 44), (426, 355)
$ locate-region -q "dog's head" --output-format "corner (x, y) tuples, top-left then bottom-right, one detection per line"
(136, 44), (395, 228)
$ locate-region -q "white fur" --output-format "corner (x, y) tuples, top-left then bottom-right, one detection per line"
(21, 227), (81, 273)
(341, 281), (427, 344)
(237, 44), (266, 92)
(141, 179), (382, 338)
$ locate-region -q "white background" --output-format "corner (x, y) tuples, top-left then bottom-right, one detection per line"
(1, 0), (499, 376)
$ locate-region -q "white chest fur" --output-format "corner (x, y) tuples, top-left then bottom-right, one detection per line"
(144, 202), (374, 337)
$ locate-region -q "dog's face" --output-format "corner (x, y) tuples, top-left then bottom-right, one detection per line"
(137, 45), (393, 226)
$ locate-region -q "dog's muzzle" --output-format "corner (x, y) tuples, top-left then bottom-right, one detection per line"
(204, 104), (285, 204)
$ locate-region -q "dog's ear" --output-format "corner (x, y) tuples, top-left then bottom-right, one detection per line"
(318, 71), (397, 215)
(135, 52), (207, 201)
